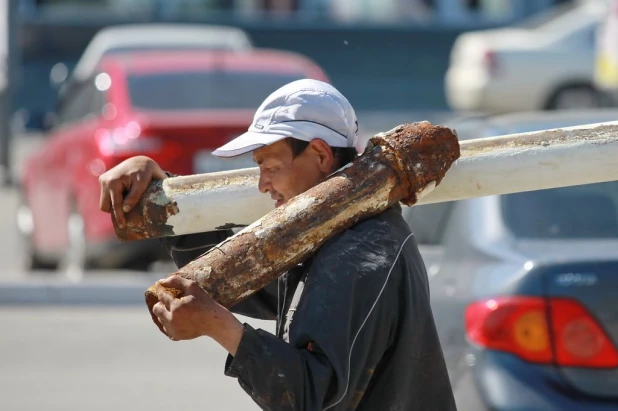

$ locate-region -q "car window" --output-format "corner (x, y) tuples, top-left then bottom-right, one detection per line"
(57, 83), (95, 125)
(402, 202), (454, 245)
(91, 83), (108, 116)
(501, 181), (618, 239)
(533, 5), (601, 36)
(561, 22), (597, 50)
(126, 70), (307, 110)
(514, 2), (577, 30)
(56, 77), (106, 125)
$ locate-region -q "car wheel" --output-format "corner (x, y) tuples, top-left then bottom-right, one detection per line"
(58, 206), (88, 280)
(547, 86), (602, 110)
(16, 201), (58, 271)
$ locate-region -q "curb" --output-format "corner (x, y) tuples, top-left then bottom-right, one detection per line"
(0, 273), (163, 305)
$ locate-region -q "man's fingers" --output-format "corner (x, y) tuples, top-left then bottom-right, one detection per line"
(152, 302), (173, 333)
(156, 287), (176, 310)
(99, 189), (111, 213)
(122, 173), (149, 213)
(110, 187), (126, 228)
(98, 175), (113, 213)
(152, 301), (170, 319)
(153, 302), (178, 341)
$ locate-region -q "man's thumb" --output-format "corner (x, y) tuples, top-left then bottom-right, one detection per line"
(158, 275), (194, 289)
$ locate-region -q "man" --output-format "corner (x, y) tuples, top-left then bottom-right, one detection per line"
(99, 79), (456, 410)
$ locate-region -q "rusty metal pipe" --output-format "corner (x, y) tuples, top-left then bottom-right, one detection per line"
(115, 121), (618, 241)
(142, 122), (459, 330)
(113, 168), (272, 241)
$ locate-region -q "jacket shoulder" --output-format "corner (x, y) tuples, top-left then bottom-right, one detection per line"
(313, 206), (412, 272)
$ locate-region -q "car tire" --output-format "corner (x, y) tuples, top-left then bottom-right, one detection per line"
(546, 85), (602, 110)
(58, 204), (88, 279)
(16, 199), (58, 271)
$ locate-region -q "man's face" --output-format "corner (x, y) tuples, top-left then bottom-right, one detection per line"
(253, 139), (336, 208)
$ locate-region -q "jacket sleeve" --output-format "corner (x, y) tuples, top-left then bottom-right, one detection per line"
(159, 231), (278, 320)
(224, 228), (400, 410)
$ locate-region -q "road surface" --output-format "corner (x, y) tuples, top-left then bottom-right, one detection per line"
(0, 306), (275, 411)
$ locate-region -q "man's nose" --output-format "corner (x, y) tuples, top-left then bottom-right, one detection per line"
(258, 173), (270, 194)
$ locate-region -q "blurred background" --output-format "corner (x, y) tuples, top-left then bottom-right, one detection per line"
(1, 0), (618, 410)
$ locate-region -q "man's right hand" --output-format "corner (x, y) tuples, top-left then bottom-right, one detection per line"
(99, 156), (168, 228)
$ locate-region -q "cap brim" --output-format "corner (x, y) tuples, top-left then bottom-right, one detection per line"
(212, 131), (288, 158)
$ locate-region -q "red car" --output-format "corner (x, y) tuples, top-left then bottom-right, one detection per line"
(19, 49), (329, 271)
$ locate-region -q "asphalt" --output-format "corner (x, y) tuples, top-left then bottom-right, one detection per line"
(0, 306), (275, 411)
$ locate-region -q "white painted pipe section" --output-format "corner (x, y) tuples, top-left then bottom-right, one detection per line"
(161, 168), (269, 231)
(161, 121), (618, 235)
(419, 120), (618, 205)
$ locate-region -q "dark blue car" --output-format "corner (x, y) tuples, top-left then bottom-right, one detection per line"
(404, 110), (618, 410)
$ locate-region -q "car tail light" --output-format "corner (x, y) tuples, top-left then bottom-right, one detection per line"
(466, 297), (553, 363)
(96, 128), (163, 156)
(549, 299), (618, 368)
(466, 297), (618, 368)
(95, 126), (182, 165)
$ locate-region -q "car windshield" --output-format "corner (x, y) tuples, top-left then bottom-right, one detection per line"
(501, 181), (618, 239)
(127, 70), (307, 110)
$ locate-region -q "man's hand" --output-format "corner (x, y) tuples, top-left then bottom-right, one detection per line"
(152, 275), (245, 355)
(98, 156), (168, 228)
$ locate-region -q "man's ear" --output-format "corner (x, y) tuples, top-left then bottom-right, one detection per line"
(308, 139), (336, 173)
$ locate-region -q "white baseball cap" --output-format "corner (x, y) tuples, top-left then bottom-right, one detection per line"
(212, 79), (359, 158)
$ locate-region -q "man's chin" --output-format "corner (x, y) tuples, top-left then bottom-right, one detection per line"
(275, 199), (286, 208)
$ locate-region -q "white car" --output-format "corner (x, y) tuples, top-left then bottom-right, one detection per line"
(445, 0), (608, 113)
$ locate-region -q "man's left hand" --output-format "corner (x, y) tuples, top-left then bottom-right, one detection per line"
(152, 276), (244, 354)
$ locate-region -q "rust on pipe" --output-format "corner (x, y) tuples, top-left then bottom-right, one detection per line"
(112, 180), (179, 241)
(142, 122), (459, 332)
(113, 169), (264, 241)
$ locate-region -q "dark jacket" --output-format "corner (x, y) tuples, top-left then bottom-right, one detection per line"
(160, 205), (456, 411)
